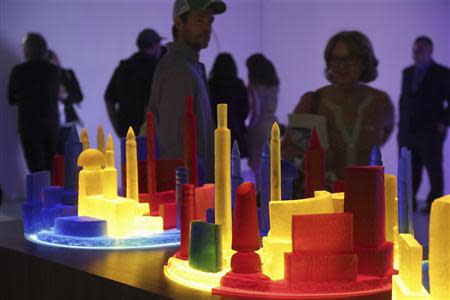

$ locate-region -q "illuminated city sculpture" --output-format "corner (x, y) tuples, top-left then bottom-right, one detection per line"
(164, 105), (399, 299)
(23, 124), (180, 249)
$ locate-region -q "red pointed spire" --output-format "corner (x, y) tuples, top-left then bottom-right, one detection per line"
(304, 127), (325, 197)
(307, 127), (322, 150)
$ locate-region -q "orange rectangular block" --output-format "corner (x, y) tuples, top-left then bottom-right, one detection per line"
(194, 184), (214, 221)
(159, 202), (177, 230)
(292, 213), (353, 253)
(284, 252), (357, 282)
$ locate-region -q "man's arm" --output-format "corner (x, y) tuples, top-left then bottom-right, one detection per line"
(62, 69), (83, 104)
(445, 67), (450, 126)
(7, 66), (23, 105)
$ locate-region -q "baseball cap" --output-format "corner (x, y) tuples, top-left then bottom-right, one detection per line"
(136, 28), (164, 49)
(173, 0), (227, 19)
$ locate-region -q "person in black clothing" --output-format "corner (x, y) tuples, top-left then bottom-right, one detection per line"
(48, 49), (84, 154)
(8, 33), (60, 173)
(48, 50), (83, 126)
(208, 53), (249, 156)
(105, 28), (164, 137)
(398, 36), (450, 213)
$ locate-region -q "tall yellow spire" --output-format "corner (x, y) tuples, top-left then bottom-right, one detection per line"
(80, 128), (90, 151)
(102, 133), (118, 200)
(270, 122), (281, 201)
(105, 134), (114, 168)
(215, 104), (232, 255)
(97, 125), (105, 153)
(126, 127), (139, 202)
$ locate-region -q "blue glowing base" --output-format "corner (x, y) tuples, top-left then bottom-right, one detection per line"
(26, 229), (180, 250)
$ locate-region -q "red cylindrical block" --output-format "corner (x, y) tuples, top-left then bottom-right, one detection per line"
(183, 96), (199, 187)
(232, 182), (260, 252)
(177, 184), (195, 260)
(52, 154), (65, 186)
(230, 251), (262, 274)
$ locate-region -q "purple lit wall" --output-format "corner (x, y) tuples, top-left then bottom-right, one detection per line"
(0, 0), (449, 201)
(259, 0), (450, 200)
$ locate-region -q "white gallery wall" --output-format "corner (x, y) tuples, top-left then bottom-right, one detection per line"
(0, 0), (449, 201)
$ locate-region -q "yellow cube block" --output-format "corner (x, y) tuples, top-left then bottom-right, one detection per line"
(268, 191), (336, 240)
(331, 192), (345, 212)
(103, 198), (135, 237)
(133, 216), (163, 235)
(136, 203), (150, 215)
(398, 234), (423, 292)
(429, 195), (450, 299)
(392, 275), (429, 300)
(261, 236), (291, 280)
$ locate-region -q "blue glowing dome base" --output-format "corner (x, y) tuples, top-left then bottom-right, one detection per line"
(25, 229), (180, 250)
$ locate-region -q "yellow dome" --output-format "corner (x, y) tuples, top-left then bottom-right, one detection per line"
(77, 149), (106, 167)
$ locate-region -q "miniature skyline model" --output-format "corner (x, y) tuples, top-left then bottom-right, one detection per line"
(165, 103), (450, 300)
(20, 98), (450, 297)
(23, 124), (181, 249)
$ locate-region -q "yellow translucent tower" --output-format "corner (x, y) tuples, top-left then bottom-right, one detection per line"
(102, 134), (117, 200)
(385, 174), (399, 269)
(126, 127), (139, 202)
(429, 195), (450, 299)
(80, 127), (90, 151)
(392, 234), (429, 299)
(270, 122), (281, 201)
(97, 125), (105, 153)
(385, 174), (398, 242)
(214, 104), (231, 254)
(262, 191), (342, 279)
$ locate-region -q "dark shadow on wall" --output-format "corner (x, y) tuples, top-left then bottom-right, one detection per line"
(0, 41), (27, 202)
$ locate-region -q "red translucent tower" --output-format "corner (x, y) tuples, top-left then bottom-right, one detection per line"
(304, 127), (325, 198)
(345, 166), (393, 277)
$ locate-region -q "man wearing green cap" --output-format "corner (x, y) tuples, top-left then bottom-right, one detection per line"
(146, 0), (227, 183)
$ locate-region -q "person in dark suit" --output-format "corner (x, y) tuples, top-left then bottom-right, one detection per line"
(398, 36), (450, 213)
(104, 28), (163, 137)
(8, 33), (60, 172)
